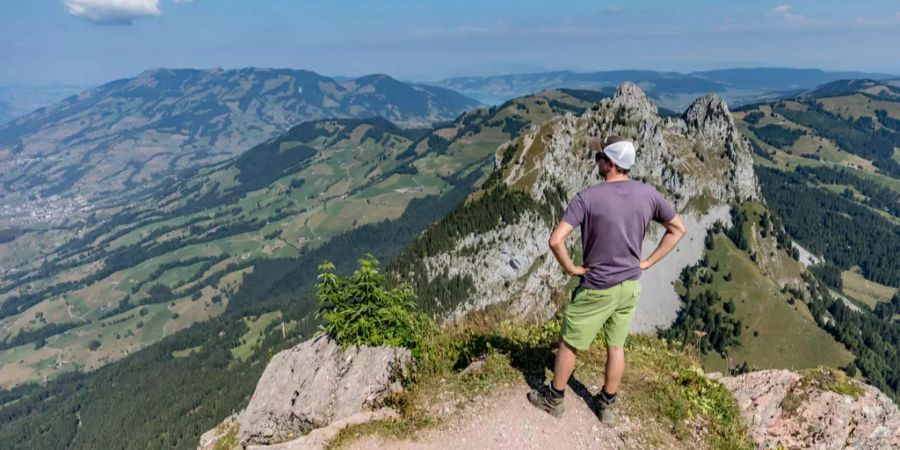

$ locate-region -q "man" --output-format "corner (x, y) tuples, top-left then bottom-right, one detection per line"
(528, 135), (686, 424)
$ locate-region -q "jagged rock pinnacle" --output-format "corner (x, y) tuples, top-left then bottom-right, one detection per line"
(611, 82), (658, 118)
(681, 93), (758, 201)
(683, 93), (734, 138)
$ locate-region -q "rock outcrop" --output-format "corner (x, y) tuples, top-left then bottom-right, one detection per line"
(201, 335), (411, 448)
(412, 82), (759, 325)
(717, 369), (900, 449)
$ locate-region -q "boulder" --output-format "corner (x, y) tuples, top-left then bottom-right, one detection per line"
(719, 369), (900, 449)
(235, 335), (411, 446)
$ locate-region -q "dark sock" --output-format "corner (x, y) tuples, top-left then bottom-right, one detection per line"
(549, 384), (565, 398)
(600, 387), (617, 403)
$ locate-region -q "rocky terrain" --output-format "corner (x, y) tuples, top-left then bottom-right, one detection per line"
(402, 82), (758, 331)
(717, 369), (900, 449)
(200, 334), (900, 450)
(200, 335), (411, 448)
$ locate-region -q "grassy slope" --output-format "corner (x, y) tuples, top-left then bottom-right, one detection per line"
(702, 234), (852, 372)
(231, 311), (282, 362)
(841, 267), (898, 308)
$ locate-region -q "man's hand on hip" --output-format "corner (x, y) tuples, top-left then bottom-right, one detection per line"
(568, 265), (589, 277)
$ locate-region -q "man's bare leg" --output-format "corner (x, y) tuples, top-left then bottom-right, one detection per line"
(604, 346), (625, 393)
(552, 338), (578, 391)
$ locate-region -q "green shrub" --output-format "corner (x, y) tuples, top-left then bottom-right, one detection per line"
(315, 256), (427, 349)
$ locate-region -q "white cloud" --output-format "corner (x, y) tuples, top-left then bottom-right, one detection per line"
(767, 4), (833, 28)
(768, 5), (806, 23)
(64, 0), (162, 25)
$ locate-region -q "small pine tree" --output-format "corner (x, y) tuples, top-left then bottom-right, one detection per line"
(723, 300), (736, 314)
(316, 256), (426, 349)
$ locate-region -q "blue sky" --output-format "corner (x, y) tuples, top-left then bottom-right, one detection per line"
(2, 0), (900, 85)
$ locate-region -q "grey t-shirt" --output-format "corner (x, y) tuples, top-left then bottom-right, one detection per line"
(561, 180), (676, 289)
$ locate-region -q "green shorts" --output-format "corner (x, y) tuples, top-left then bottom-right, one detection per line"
(560, 280), (640, 350)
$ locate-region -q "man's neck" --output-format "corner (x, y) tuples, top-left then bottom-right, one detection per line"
(604, 173), (630, 183)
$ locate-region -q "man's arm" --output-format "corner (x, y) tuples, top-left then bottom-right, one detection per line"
(640, 215), (687, 270)
(549, 221), (587, 276)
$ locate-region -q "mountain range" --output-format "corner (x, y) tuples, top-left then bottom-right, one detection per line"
(0, 88), (600, 389)
(432, 68), (897, 110)
(0, 68), (480, 225)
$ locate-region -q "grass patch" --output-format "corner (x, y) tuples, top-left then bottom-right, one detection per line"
(800, 367), (864, 398)
(172, 345), (202, 358)
(212, 420), (240, 450)
(781, 367), (864, 417)
(231, 311), (282, 362)
(841, 267), (897, 309)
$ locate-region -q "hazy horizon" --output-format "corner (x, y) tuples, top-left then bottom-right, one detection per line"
(3, 0), (900, 85)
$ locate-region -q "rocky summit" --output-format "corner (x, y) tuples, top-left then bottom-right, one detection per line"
(403, 82), (758, 330)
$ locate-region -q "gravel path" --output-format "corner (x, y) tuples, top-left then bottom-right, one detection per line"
(347, 382), (677, 450)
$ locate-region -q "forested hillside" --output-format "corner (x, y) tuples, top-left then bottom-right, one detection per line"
(733, 80), (900, 401)
(733, 80), (899, 293)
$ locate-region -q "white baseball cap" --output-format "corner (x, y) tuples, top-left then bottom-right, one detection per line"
(599, 140), (636, 169)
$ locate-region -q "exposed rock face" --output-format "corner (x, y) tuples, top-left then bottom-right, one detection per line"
(414, 82), (759, 324)
(198, 415), (238, 450)
(246, 409), (399, 450)
(719, 370), (900, 449)
(234, 335), (411, 446)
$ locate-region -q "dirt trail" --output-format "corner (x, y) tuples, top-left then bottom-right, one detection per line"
(347, 382), (676, 450)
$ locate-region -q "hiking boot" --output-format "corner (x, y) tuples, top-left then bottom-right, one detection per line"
(595, 389), (617, 424)
(527, 384), (565, 418)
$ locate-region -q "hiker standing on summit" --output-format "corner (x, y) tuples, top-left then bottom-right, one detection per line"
(528, 135), (686, 424)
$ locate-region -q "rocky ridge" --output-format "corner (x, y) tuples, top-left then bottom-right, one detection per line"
(413, 83), (758, 325)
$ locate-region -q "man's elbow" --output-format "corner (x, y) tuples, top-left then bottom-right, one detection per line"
(668, 216), (687, 239)
(548, 236), (563, 249)
(548, 232), (568, 249)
